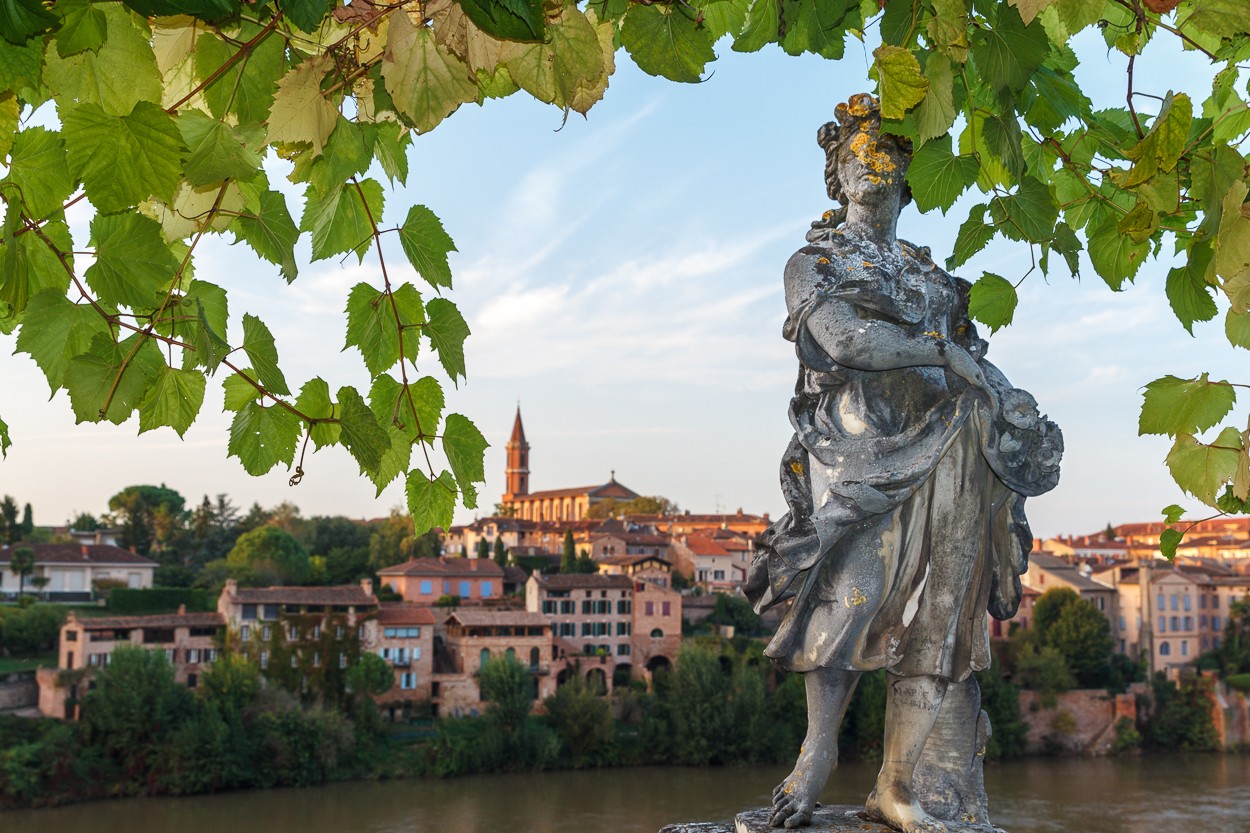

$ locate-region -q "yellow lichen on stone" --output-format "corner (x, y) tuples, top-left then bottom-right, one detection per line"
(924, 330), (944, 339)
(789, 460), (804, 475)
(817, 256), (830, 265)
(849, 129), (898, 177)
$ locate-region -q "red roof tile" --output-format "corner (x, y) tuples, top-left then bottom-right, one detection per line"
(0, 543), (157, 566)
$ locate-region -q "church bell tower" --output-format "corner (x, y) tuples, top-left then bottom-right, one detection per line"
(504, 406), (530, 499)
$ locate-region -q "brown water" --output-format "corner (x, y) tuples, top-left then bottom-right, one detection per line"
(1, 756), (1247, 833)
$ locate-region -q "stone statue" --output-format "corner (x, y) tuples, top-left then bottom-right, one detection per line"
(742, 94), (1062, 833)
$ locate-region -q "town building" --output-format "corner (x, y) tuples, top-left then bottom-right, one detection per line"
(36, 607), (224, 719)
(631, 580), (682, 674)
(1023, 552), (1118, 629)
(377, 556), (505, 604)
(671, 534), (751, 592)
(0, 543), (157, 600)
(597, 553), (675, 588)
(374, 603), (437, 714)
(525, 572), (635, 662)
(433, 608), (557, 716)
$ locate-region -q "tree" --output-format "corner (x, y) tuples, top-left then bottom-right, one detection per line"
(108, 485), (187, 556)
(226, 525), (311, 585)
(0, 497), (20, 545)
(70, 512), (101, 532)
(586, 495), (680, 519)
(493, 536), (508, 567)
(8, 547), (36, 598)
(543, 674), (614, 766)
(560, 530), (577, 574)
(1218, 596), (1250, 674)
(1031, 588), (1115, 687)
(0, 0), (1248, 535)
(479, 655), (535, 734)
(346, 653), (395, 699)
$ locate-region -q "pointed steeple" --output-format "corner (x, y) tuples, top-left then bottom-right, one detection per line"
(504, 405), (530, 499)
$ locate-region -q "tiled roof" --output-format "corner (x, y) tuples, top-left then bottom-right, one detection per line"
(377, 557), (504, 577)
(599, 554), (671, 567)
(0, 543), (157, 566)
(502, 566), (530, 584)
(228, 584), (377, 606)
(1029, 553), (1115, 591)
(71, 612), (224, 630)
(532, 573), (633, 590)
(684, 536), (732, 556)
(377, 604), (438, 625)
(446, 609), (550, 627)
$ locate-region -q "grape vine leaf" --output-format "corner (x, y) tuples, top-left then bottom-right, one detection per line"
(1161, 503), (1186, 524)
(398, 205), (457, 290)
(621, 3), (713, 83)
(1159, 527), (1182, 560)
(337, 385), (391, 473)
(179, 109), (264, 186)
(137, 364), (206, 436)
(948, 204), (995, 270)
(1139, 374), (1236, 438)
(195, 21), (285, 125)
(1087, 215), (1149, 290)
(44, 5), (162, 116)
(0, 0), (56, 44)
(1165, 256), (1218, 336)
(222, 368), (262, 411)
(267, 53), (338, 154)
(458, 0), (545, 43)
(0, 414), (9, 458)
(1166, 427), (1243, 507)
(872, 46), (928, 121)
(425, 297), (470, 383)
(383, 15), (478, 134)
(15, 290), (113, 391)
(907, 136), (977, 214)
(241, 313), (291, 396)
(64, 332), (164, 424)
(732, 0), (778, 53)
(915, 52), (956, 144)
(232, 188), (299, 282)
(5, 127), (74, 219)
(967, 273), (1017, 333)
(63, 101), (185, 213)
(501, 8), (607, 115)
(1119, 92), (1191, 188)
(302, 179), (384, 262)
(55, 0), (109, 56)
(295, 377), (340, 448)
(407, 469), (457, 535)
(1226, 309), (1250, 350)
(282, 0), (333, 33)
(442, 412), (488, 508)
(344, 282), (424, 377)
(970, 4), (1048, 95)
(228, 399), (301, 475)
(779, 0), (853, 60)
(85, 212), (181, 310)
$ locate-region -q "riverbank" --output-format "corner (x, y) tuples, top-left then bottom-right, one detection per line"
(3, 757), (1249, 833)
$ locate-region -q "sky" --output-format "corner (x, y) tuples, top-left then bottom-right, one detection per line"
(0, 22), (1246, 539)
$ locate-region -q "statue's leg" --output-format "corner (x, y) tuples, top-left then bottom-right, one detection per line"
(866, 673), (949, 833)
(770, 666), (860, 829)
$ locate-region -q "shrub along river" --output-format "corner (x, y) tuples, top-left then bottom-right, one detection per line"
(2, 755), (1247, 833)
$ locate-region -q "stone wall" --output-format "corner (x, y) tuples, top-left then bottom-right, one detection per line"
(0, 672), (38, 710)
(1208, 679), (1250, 750)
(1017, 687), (1138, 756)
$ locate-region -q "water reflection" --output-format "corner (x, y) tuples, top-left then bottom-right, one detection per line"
(2, 756), (1247, 833)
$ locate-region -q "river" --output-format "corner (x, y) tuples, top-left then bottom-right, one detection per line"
(2, 755), (1247, 832)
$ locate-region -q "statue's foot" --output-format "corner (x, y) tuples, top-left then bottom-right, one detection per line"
(770, 763), (823, 828)
(864, 783), (946, 833)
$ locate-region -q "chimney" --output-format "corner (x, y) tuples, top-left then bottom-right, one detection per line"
(128, 546), (137, 554)
(178, 604), (187, 615)
(360, 578), (374, 597)
(81, 544), (89, 557)
(225, 578), (238, 596)
(469, 559), (478, 571)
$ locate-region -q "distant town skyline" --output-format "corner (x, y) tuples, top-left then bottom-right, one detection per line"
(1, 32), (1241, 540)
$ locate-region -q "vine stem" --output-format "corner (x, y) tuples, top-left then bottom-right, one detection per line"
(168, 12), (284, 112)
(349, 176), (437, 480)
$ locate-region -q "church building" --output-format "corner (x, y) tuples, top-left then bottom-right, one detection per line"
(499, 408), (640, 523)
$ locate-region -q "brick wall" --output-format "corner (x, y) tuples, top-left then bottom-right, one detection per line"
(1017, 688), (1139, 755)
(0, 674), (38, 710)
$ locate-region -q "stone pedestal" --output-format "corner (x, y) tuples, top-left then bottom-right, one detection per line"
(660, 806), (1007, 833)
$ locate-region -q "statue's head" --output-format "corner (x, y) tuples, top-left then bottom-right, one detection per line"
(817, 94), (912, 209)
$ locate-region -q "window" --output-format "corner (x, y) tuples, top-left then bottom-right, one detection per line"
(1159, 619), (1166, 633)
(1214, 595), (1221, 609)
(262, 625), (271, 641)
(543, 601), (556, 614)
(581, 622), (592, 636)
(480, 648), (491, 667)
(187, 673), (198, 689)
(291, 654), (299, 668)
(1201, 615), (1209, 629)
(1184, 595), (1192, 611)
(1118, 616), (1126, 631)
(1097, 597), (1106, 610)
(241, 625), (251, 642)
(443, 579), (451, 593)
(1159, 641), (1171, 656)
(560, 600), (575, 614)
(713, 570), (725, 581)
(420, 580), (433, 595)
(242, 604), (258, 621)
(651, 628), (664, 638)
(617, 621), (631, 636)
(336, 625), (344, 639)
(205, 649), (217, 663)
(414, 647), (422, 659)
(339, 654), (347, 669)
(1200, 595), (1208, 609)
(1171, 594), (1178, 610)
(582, 600), (593, 614)
(65, 631), (78, 642)
(187, 649), (201, 664)
(645, 601), (654, 616)
(260, 650), (269, 670)
(1157, 595), (1165, 611)
(1181, 641), (1189, 656)
(661, 602), (671, 616)
(313, 653), (321, 668)
(289, 625), (299, 640)
(459, 581), (471, 598)
(262, 604), (279, 620)
(1213, 616), (1222, 630)
(358, 625), (366, 639)
(311, 625), (321, 639)
(1171, 616), (1179, 631)
(617, 644), (631, 656)
(506, 648), (516, 661)
(1184, 616), (1193, 631)
(482, 581), (493, 598)
(165, 648), (176, 663)
(401, 672), (416, 690)
(1202, 636), (1209, 649)
(617, 600), (631, 615)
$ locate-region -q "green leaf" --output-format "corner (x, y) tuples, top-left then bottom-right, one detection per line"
(282, 0), (333, 33)
(501, 8), (608, 115)
(1024, 64), (1090, 132)
(872, 45), (928, 120)
(5, 127), (74, 219)
(137, 365), (205, 437)
(1052, 221), (1080, 276)
(1182, 0), (1250, 40)
(63, 101), (185, 214)
(232, 189), (299, 282)
(1215, 180), (1250, 284)
(222, 369), (262, 411)
(406, 469), (457, 535)
(1161, 504), (1185, 524)
(1225, 309), (1250, 350)
(970, 3), (1048, 94)
(337, 385), (391, 474)
(0, 0), (55, 44)
(693, 0), (749, 41)
(196, 22), (285, 125)
(15, 290), (113, 391)
(926, 0), (968, 61)
(304, 118), (375, 193)
(44, 5), (161, 115)
(779, 0), (853, 60)
(398, 205), (457, 290)
(1120, 92), (1192, 188)
(732, 0), (778, 52)
(1087, 214), (1149, 290)
(85, 212), (180, 310)
(425, 297), (470, 383)
(63, 332), (164, 425)
(991, 176), (1058, 242)
(267, 53), (338, 154)
(1166, 257), (1218, 336)
(383, 16), (478, 134)
(241, 313), (290, 396)
(228, 399), (301, 475)
(121, 0), (240, 18)
(458, 0), (545, 42)
(178, 109), (263, 187)
(0, 39), (40, 92)
(1159, 527), (1182, 560)
(982, 114), (1025, 182)
(344, 282), (424, 377)
(1007, 0), (1054, 26)
(967, 273), (1017, 333)
(947, 204), (995, 270)
(373, 123), (411, 185)
(1166, 427), (1243, 507)
(55, 0), (107, 56)
(621, 3), (714, 83)
(0, 413), (9, 458)
(295, 377), (340, 448)
(442, 412), (488, 509)
(369, 373), (444, 441)
(915, 52), (957, 144)
(301, 179), (384, 263)
(1139, 374), (1236, 438)
(907, 136), (977, 214)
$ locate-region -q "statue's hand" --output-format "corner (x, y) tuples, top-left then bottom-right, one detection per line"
(947, 347), (999, 412)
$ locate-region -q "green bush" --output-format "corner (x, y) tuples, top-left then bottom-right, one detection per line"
(1224, 673), (1250, 693)
(108, 587), (213, 614)
(1145, 673), (1218, 751)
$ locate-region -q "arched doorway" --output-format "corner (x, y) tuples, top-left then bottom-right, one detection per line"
(612, 663), (633, 689)
(585, 667), (608, 695)
(645, 655), (671, 674)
